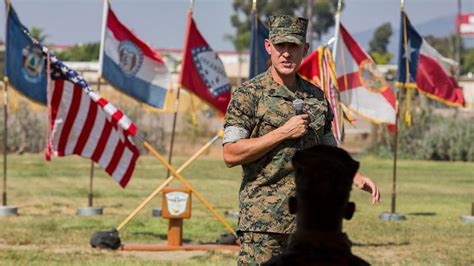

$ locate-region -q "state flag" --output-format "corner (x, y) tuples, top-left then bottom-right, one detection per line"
(332, 23), (396, 125)
(179, 11), (231, 114)
(249, 13), (270, 79)
(396, 11), (465, 107)
(101, 3), (171, 110)
(4, 4), (47, 104)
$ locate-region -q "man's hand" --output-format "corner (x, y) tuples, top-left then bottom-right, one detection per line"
(277, 114), (309, 139)
(354, 172), (381, 204)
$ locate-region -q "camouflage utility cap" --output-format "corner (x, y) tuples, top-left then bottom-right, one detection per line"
(268, 15), (308, 45)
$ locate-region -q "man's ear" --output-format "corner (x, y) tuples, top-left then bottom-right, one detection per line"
(303, 42), (309, 57)
(264, 39), (272, 55)
(289, 196), (297, 214)
(344, 202), (355, 220)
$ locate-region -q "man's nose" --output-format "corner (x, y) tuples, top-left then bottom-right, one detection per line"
(280, 49), (290, 57)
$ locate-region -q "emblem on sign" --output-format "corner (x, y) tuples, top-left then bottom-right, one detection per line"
(358, 59), (388, 93)
(22, 45), (44, 83)
(166, 192), (189, 216)
(191, 45), (231, 97)
(118, 40), (143, 77)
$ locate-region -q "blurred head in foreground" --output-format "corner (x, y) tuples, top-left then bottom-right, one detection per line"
(263, 145), (370, 266)
(291, 145), (358, 231)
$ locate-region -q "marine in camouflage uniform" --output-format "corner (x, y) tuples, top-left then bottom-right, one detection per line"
(223, 15), (337, 265)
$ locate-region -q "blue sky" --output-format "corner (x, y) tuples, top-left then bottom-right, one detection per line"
(1, 0), (473, 51)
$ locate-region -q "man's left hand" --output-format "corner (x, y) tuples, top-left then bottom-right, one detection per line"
(354, 172), (381, 204)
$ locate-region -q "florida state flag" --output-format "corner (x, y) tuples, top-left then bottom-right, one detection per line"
(299, 24), (397, 125)
(179, 11), (231, 114)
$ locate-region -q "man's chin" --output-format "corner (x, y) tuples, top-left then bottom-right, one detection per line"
(277, 67), (296, 76)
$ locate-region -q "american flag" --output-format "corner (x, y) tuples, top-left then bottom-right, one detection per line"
(43, 46), (139, 188)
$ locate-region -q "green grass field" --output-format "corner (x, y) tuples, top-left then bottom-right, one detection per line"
(0, 153), (472, 265)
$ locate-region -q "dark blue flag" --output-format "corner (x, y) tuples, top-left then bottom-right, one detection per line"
(249, 14), (269, 79)
(4, 4), (47, 104)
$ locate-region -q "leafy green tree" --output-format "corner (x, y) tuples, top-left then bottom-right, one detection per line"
(368, 22), (393, 64)
(422, 35), (474, 75)
(461, 48), (474, 75)
(424, 35), (457, 59)
(229, 0), (341, 51)
(55, 42), (100, 62)
(30, 27), (48, 43)
(370, 52), (393, 65)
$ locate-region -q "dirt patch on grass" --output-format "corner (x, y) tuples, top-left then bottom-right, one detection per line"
(121, 250), (208, 261)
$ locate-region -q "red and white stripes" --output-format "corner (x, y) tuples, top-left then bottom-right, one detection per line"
(46, 79), (139, 188)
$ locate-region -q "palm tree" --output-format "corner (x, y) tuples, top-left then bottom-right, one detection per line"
(30, 27), (48, 43)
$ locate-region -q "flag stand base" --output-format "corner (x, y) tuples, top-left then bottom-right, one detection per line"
(459, 215), (474, 223)
(77, 207), (103, 216)
(120, 243), (239, 252)
(0, 205), (18, 216)
(379, 212), (406, 221)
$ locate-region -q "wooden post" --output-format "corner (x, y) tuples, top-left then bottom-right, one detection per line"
(162, 187), (192, 246)
(168, 219), (183, 246)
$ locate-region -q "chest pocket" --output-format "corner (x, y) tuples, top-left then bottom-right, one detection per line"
(255, 95), (292, 137)
(304, 97), (328, 132)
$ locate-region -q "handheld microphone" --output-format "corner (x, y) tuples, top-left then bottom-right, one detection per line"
(292, 99), (305, 150)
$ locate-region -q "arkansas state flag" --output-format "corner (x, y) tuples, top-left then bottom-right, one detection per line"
(179, 11), (231, 114)
(396, 11), (465, 107)
(249, 13), (270, 79)
(101, 4), (170, 110)
(4, 4), (47, 104)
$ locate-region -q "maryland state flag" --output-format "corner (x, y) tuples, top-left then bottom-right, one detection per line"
(179, 11), (231, 114)
(397, 11), (465, 107)
(4, 4), (47, 104)
(249, 12), (270, 79)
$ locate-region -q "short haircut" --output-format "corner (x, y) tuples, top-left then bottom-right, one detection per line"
(292, 145), (359, 213)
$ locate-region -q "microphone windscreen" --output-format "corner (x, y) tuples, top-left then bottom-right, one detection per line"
(293, 99), (304, 113)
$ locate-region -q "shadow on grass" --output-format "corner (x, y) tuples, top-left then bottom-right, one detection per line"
(129, 231), (192, 243)
(407, 212), (436, 216)
(353, 241), (410, 247)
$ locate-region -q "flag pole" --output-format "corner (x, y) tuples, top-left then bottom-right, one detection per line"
(164, 0), (195, 178)
(77, 0), (109, 216)
(381, 0), (407, 221)
(0, 0), (17, 217)
(252, 0), (258, 78)
(2, 77), (8, 207)
(165, 81), (180, 179)
(331, 0), (342, 61)
(455, 0), (461, 80)
(98, 0), (109, 78)
(2, 0), (11, 208)
(306, 0), (313, 51)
